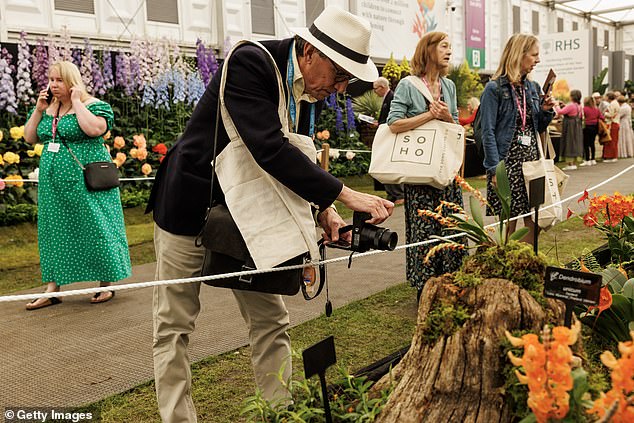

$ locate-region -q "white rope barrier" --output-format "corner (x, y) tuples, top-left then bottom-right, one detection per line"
(2, 177), (156, 184)
(1, 164), (632, 304)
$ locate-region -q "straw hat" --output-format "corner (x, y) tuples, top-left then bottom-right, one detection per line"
(292, 6), (378, 82)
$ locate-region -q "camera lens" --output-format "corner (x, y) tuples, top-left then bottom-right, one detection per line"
(373, 228), (397, 251)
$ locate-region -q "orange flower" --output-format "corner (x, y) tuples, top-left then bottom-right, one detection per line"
(4, 174), (24, 187)
(133, 134), (147, 149)
(587, 286), (613, 316)
(141, 163), (152, 176)
(103, 130), (111, 140)
(506, 323), (580, 423)
(113, 136), (125, 150)
(113, 152), (126, 168)
(152, 143), (167, 155)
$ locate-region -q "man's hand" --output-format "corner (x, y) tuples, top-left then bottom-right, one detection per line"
(317, 207), (350, 243)
(336, 186), (394, 224)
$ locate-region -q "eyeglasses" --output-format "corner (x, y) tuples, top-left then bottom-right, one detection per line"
(325, 56), (354, 84)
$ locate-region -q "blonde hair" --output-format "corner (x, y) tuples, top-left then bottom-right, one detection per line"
(49, 61), (92, 103)
(493, 34), (538, 84)
(467, 97), (480, 110)
(410, 31), (450, 77)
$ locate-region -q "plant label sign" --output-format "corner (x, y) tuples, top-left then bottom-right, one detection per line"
(544, 266), (601, 306)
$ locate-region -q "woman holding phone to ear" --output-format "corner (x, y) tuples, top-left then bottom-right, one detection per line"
(23, 61), (131, 310)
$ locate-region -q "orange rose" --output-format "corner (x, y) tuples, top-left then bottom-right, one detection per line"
(141, 163), (152, 175)
(113, 136), (125, 150)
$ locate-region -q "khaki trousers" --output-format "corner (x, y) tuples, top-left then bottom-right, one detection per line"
(152, 224), (292, 423)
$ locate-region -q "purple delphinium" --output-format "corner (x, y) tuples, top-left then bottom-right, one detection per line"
(129, 56), (142, 92)
(92, 58), (105, 95)
(1, 48), (15, 72)
(32, 38), (49, 90)
(102, 48), (114, 90)
(334, 100), (344, 133)
(324, 93), (337, 109)
(71, 48), (82, 67)
(15, 31), (34, 105)
(208, 48), (218, 79)
(46, 37), (60, 64)
(196, 39), (210, 85)
(81, 38), (95, 93)
(59, 26), (73, 61)
(345, 95), (356, 131)
(186, 72), (205, 105)
(0, 57), (18, 114)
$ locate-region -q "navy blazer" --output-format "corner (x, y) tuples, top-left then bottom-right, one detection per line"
(377, 90), (393, 124)
(146, 39), (343, 236)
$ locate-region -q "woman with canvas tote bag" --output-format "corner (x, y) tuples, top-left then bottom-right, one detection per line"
(386, 32), (466, 297)
(480, 34), (556, 248)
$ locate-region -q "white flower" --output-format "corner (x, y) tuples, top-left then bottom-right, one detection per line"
(329, 148), (340, 159)
(28, 168), (39, 181)
(345, 151), (356, 160)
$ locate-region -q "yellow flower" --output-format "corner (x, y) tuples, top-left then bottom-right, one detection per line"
(0, 154), (4, 166)
(26, 144), (44, 157)
(3, 152), (20, 165)
(10, 126), (24, 140)
(129, 148), (138, 159)
(141, 163), (152, 175)
(4, 174), (24, 187)
(0, 130), (4, 142)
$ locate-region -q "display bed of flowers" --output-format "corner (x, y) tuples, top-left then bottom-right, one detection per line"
(233, 167), (634, 422)
(0, 34), (369, 225)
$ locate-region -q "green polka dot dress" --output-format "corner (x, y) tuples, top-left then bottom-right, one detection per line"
(30, 101), (131, 286)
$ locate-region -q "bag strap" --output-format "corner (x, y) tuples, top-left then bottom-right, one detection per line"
(59, 138), (86, 171)
(404, 75), (435, 105)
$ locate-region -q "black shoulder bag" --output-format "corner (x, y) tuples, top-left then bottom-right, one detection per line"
(53, 104), (119, 192)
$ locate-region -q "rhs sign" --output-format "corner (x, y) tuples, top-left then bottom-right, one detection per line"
(532, 31), (591, 98)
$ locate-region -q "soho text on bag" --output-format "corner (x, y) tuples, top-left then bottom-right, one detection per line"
(369, 76), (465, 189)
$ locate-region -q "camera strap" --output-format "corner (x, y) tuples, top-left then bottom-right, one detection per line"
(301, 241), (331, 316)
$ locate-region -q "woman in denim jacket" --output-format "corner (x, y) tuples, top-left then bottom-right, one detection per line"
(481, 34), (555, 246)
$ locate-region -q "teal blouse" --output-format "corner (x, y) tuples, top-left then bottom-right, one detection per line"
(386, 76), (459, 125)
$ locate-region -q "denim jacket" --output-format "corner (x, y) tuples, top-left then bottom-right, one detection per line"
(480, 75), (554, 172)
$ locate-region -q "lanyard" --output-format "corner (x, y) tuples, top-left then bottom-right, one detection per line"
(421, 76), (442, 102)
(512, 85), (527, 131)
(286, 45), (315, 137)
(51, 103), (62, 141)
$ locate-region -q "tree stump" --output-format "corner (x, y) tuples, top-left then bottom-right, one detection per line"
(373, 276), (565, 423)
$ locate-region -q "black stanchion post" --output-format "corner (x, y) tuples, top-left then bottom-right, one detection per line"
(303, 336), (337, 423)
(528, 177), (545, 255)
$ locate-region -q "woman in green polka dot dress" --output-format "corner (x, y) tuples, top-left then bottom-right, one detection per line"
(23, 61), (131, 310)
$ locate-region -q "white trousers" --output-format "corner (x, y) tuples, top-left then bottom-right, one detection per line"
(152, 224), (292, 423)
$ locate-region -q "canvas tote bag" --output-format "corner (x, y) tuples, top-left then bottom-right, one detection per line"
(369, 76), (465, 189)
(522, 131), (569, 229)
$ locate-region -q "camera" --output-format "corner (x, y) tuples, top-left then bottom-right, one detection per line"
(329, 211), (397, 253)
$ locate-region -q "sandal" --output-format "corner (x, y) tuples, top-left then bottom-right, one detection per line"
(26, 296), (61, 311)
(91, 290), (115, 304)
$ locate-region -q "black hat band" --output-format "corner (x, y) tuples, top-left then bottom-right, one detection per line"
(309, 24), (369, 64)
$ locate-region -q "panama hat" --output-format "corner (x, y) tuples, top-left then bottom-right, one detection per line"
(292, 6), (378, 82)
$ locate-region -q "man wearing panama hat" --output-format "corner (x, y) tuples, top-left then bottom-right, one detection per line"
(146, 6), (393, 422)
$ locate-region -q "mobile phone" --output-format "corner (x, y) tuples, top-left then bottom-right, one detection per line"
(542, 69), (556, 98)
(45, 86), (53, 104)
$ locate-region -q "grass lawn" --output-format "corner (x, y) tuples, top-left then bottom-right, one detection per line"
(75, 282), (418, 423)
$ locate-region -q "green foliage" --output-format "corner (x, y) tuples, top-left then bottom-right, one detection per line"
(446, 162), (528, 249)
(595, 215), (634, 266)
(421, 299), (471, 345)
(456, 241), (547, 304)
(501, 330), (531, 421)
(351, 91), (382, 121)
(119, 187), (151, 208)
(241, 361), (393, 422)
(592, 68), (609, 95)
(578, 267), (634, 344)
(315, 94), (370, 178)
(0, 203), (38, 226)
(447, 60), (484, 108)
